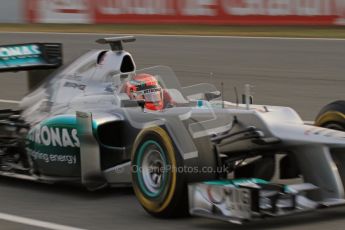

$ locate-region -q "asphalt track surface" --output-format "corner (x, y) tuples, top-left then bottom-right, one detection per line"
(0, 33), (344, 230)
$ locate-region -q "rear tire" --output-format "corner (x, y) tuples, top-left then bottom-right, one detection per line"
(315, 101), (345, 131)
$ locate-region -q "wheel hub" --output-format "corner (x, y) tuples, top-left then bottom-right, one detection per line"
(141, 147), (166, 195)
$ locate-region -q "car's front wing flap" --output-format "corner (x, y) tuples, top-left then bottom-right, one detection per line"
(188, 179), (345, 224)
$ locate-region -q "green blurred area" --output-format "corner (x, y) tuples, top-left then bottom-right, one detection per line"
(1, 24), (345, 38)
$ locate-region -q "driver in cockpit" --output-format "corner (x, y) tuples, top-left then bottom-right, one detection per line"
(124, 73), (174, 111)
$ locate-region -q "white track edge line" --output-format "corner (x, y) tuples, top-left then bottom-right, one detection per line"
(0, 99), (20, 104)
(0, 212), (87, 230)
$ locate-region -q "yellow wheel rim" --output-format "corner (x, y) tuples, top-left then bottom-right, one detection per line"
(315, 111), (345, 127)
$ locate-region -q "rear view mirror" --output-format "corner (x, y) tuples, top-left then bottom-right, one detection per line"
(205, 91), (221, 101)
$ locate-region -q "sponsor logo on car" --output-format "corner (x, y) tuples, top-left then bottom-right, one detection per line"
(64, 81), (87, 91)
(0, 45), (41, 59)
(27, 125), (80, 148)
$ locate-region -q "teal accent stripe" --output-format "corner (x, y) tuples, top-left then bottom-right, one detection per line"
(205, 178), (268, 187)
(0, 57), (44, 68)
(43, 115), (77, 126)
(42, 115), (98, 130)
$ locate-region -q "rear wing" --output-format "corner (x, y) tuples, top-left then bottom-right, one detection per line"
(0, 43), (62, 72)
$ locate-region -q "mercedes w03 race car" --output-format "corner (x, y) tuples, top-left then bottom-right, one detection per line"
(1, 37), (345, 224)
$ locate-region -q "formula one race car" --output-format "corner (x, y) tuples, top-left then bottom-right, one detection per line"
(2, 37), (345, 224)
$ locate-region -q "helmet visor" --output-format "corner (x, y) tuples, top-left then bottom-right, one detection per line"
(136, 88), (162, 103)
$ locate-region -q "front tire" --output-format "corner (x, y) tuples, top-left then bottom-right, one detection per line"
(131, 126), (188, 218)
(315, 101), (345, 131)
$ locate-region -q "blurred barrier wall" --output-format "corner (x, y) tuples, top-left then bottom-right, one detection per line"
(0, 0), (24, 23)
(25, 0), (345, 25)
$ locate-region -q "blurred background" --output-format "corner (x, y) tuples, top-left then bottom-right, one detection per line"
(1, 0), (345, 27)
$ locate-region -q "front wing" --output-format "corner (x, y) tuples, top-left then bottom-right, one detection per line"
(189, 179), (345, 224)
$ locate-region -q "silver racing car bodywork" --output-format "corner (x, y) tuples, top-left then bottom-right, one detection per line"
(1, 37), (345, 222)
